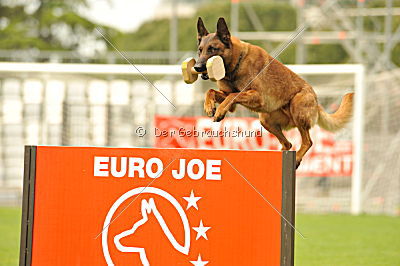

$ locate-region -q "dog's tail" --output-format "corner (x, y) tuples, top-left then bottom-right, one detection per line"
(317, 93), (354, 132)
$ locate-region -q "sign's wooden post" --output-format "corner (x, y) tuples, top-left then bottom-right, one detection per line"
(20, 146), (295, 266)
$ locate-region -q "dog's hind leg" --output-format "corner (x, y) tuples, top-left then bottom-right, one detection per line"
(259, 113), (292, 151)
(289, 89), (318, 168)
(294, 126), (312, 169)
(204, 89), (227, 117)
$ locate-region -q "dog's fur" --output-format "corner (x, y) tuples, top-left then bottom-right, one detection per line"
(196, 17), (354, 168)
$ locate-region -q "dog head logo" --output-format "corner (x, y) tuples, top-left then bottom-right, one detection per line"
(102, 187), (190, 266)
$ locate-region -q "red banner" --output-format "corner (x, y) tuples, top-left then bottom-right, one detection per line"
(154, 115), (353, 177)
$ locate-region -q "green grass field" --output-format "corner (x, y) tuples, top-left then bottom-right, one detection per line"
(1, 207), (399, 266)
(0, 208), (21, 266)
(295, 214), (400, 266)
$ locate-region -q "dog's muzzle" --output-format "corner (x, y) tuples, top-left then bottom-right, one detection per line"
(201, 73), (209, 80)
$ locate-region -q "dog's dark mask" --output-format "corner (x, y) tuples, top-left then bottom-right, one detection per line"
(201, 73), (209, 80)
(196, 17), (232, 79)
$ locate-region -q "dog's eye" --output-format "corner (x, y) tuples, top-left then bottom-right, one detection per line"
(208, 47), (219, 53)
(198, 48), (203, 53)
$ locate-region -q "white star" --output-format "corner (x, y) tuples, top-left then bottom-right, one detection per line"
(192, 220), (211, 240)
(190, 254), (209, 266)
(183, 190), (202, 210)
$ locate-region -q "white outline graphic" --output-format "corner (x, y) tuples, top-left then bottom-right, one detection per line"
(102, 187), (191, 266)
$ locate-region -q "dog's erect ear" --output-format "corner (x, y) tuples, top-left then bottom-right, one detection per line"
(216, 17), (231, 46)
(197, 17), (209, 43)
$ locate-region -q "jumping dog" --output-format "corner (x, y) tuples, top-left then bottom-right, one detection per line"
(196, 17), (353, 168)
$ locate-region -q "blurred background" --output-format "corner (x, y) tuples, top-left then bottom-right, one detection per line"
(0, 0), (399, 265)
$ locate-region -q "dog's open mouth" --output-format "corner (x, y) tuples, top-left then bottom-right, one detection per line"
(201, 73), (209, 80)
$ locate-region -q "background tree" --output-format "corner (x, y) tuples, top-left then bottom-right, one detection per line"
(0, 0), (120, 56)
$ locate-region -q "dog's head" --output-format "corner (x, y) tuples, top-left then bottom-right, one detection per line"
(196, 17), (232, 80)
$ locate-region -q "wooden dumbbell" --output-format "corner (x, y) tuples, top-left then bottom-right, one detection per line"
(181, 56), (226, 84)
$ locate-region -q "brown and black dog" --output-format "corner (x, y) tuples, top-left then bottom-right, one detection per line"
(196, 17), (354, 168)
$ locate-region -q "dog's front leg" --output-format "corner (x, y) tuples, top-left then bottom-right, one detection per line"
(213, 90), (262, 122)
(204, 89), (227, 117)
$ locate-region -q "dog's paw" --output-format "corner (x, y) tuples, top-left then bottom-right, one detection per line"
(295, 159), (302, 169)
(281, 143), (292, 151)
(204, 102), (216, 117)
(213, 109), (226, 122)
(205, 106), (216, 117)
(213, 115), (225, 122)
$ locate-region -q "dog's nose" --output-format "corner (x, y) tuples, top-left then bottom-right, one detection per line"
(194, 64), (206, 73)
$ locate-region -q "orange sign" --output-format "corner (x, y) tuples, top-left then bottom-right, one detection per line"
(20, 146), (295, 266)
